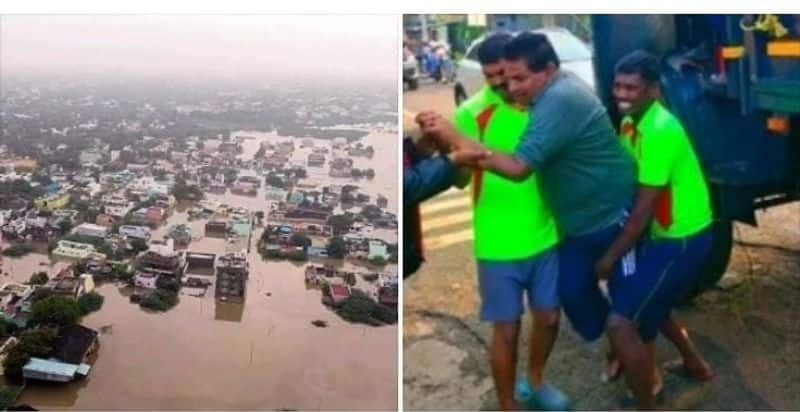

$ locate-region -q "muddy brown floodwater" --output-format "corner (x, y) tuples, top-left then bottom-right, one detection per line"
(7, 130), (398, 410)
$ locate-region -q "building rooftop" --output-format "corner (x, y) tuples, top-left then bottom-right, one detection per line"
(24, 357), (79, 377)
(52, 324), (99, 364)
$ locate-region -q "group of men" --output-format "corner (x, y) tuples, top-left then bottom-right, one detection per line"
(403, 32), (716, 410)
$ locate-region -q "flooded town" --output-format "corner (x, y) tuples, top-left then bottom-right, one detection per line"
(0, 15), (399, 410)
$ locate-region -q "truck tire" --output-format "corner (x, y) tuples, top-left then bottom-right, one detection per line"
(679, 218), (733, 304)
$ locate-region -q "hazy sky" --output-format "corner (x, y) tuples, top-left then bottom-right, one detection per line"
(0, 15), (397, 83)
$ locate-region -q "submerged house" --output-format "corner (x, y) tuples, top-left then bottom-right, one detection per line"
(215, 252), (248, 303)
(22, 325), (99, 382)
(129, 207), (165, 227)
(53, 240), (97, 260)
(72, 223), (109, 240)
(307, 153), (325, 167)
(119, 225), (151, 241)
(329, 157), (353, 178)
(205, 220), (230, 236)
(136, 240), (185, 278)
(34, 191), (70, 212)
(264, 187), (288, 202)
(166, 224), (192, 246)
(231, 181), (257, 196)
(328, 284), (351, 306)
(368, 240), (390, 261)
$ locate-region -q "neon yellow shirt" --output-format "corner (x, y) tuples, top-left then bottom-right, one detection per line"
(620, 101), (713, 239)
(453, 86), (559, 260)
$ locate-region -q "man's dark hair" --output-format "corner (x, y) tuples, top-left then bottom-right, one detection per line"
(477, 32), (514, 65)
(615, 50), (660, 84)
(504, 32), (560, 72)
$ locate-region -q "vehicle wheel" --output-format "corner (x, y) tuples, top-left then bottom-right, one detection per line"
(679, 218), (733, 304)
(454, 85), (467, 106)
(408, 78), (419, 91)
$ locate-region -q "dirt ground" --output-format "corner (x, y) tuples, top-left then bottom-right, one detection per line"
(403, 81), (800, 411)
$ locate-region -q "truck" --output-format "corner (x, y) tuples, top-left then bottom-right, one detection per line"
(591, 14), (800, 299)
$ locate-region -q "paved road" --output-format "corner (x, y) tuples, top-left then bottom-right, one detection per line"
(403, 81), (800, 411)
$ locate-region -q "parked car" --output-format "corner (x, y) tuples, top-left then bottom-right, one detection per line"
(453, 27), (595, 105)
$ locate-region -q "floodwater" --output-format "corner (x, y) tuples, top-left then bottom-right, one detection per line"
(7, 129), (398, 410)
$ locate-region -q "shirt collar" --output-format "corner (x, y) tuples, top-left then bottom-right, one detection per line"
(530, 70), (564, 107)
(621, 100), (662, 136)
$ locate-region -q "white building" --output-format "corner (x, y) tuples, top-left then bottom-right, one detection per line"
(119, 225), (151, 240)
(72, 223), (109, 239)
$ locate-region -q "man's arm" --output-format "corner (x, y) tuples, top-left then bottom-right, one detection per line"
(595, 185), (662, 279)
(450, 107), (481, 189)
(403, 156), (455, 208)
(403, 149), (488, 207)
(420, 112), (533, 181)
(478, 151), (533, 181)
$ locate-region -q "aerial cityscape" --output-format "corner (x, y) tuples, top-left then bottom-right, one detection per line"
(0, 15), (398, 410)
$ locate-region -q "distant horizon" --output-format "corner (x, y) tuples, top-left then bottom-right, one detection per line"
(0, 15), (397, 86)
(0, 71), (399, 91)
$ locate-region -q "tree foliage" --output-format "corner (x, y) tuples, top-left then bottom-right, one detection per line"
(290, 233), (311, 249)
(31, 296), (83, 327)
(334, 289), (396, 326)
(57, 219), (74, 233)
(28, 271), (49, 286)
(2, 327), (59, 382)
(326, 236), (347, 259)
(140, 288), (179, 311)
(327, 214), (354, 236)
(155, 276), (180, 293)
(129, 238), (149, 254)
(265, 174), (285, 189)
(77, 292), (104, 314)
(1, 244), (34, 257)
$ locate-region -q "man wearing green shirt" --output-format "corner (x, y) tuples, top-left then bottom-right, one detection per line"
(450, 33), (568, 411)
(595, 50), (716, 406)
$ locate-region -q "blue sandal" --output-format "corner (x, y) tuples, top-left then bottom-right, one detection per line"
(515, 377), (571, 411)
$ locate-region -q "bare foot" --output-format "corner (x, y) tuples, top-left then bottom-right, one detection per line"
(653, 368), (663, 394)
(664, 358), (716, 381)
(602, 356), (624, 382)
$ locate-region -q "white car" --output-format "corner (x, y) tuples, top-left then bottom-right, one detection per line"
(454, 27), (595, 105)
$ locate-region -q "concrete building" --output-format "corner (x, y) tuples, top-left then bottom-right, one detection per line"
(215, 252), (248, 303)
(23, 325), (99, 382)
(53, 240), (97, 260)
(72, 223), (109, 239)
(119, 225), (151, 240)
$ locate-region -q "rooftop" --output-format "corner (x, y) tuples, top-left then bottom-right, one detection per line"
(24, 357), (79, 378)
(52, 324), (99, 364)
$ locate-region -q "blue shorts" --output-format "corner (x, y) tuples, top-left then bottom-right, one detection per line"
(477, 248), (560, 322)
(610, 228), (712, 341)
(557, 221), (627, 341)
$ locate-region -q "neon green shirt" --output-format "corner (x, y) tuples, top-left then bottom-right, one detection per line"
(453, 86), (559, 260)
(620, 101), (713, 239)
